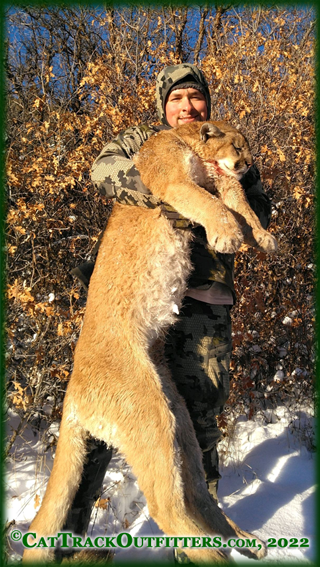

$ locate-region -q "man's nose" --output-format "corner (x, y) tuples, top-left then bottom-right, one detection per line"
(182, 97), (193, 112)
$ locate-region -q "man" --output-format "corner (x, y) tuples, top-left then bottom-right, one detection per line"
(68, 63), (271, 546)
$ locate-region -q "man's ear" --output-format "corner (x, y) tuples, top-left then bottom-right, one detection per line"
(200, 122), (225, 142)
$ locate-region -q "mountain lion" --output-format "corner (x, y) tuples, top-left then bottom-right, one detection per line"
(23, 121), (276, 564)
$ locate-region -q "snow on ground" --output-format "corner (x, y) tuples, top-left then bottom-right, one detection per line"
(5, 404), (316, 564)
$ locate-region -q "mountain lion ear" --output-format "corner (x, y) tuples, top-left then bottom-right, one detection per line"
(200, 122), (224, 142)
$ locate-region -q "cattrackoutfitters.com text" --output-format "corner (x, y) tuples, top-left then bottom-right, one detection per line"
(20, 531), (263, 551)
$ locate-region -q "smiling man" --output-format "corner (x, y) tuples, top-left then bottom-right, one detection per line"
(69, 64), (272, 559)
(165, 86), (208, 125)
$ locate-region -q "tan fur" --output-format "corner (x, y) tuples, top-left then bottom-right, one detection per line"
(134, 120), (277, 254)
(23, 121), (275, 564)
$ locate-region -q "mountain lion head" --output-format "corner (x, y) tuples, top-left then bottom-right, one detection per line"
(179, 121), (253, 181)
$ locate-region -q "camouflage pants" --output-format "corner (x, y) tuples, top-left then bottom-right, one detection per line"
(165, 297), (232, 482)
(63, 298), (231, 541)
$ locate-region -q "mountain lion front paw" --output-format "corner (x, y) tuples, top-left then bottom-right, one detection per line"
(207, 213), (244, 254)
(249, 228), (278, 253)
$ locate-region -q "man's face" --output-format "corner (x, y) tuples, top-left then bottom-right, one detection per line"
(165, 88), (208, 127)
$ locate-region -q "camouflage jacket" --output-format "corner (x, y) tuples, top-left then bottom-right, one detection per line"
(91, 124), (272, 298)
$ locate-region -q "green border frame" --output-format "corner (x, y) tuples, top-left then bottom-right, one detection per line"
(1, 2), (318, 566)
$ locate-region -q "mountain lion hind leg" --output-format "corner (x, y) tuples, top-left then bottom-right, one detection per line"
(22, 407), (88, 563)
(147, 351), (267, 564)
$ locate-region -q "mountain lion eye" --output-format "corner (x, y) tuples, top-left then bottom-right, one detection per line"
(233, 143), (242, 152)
